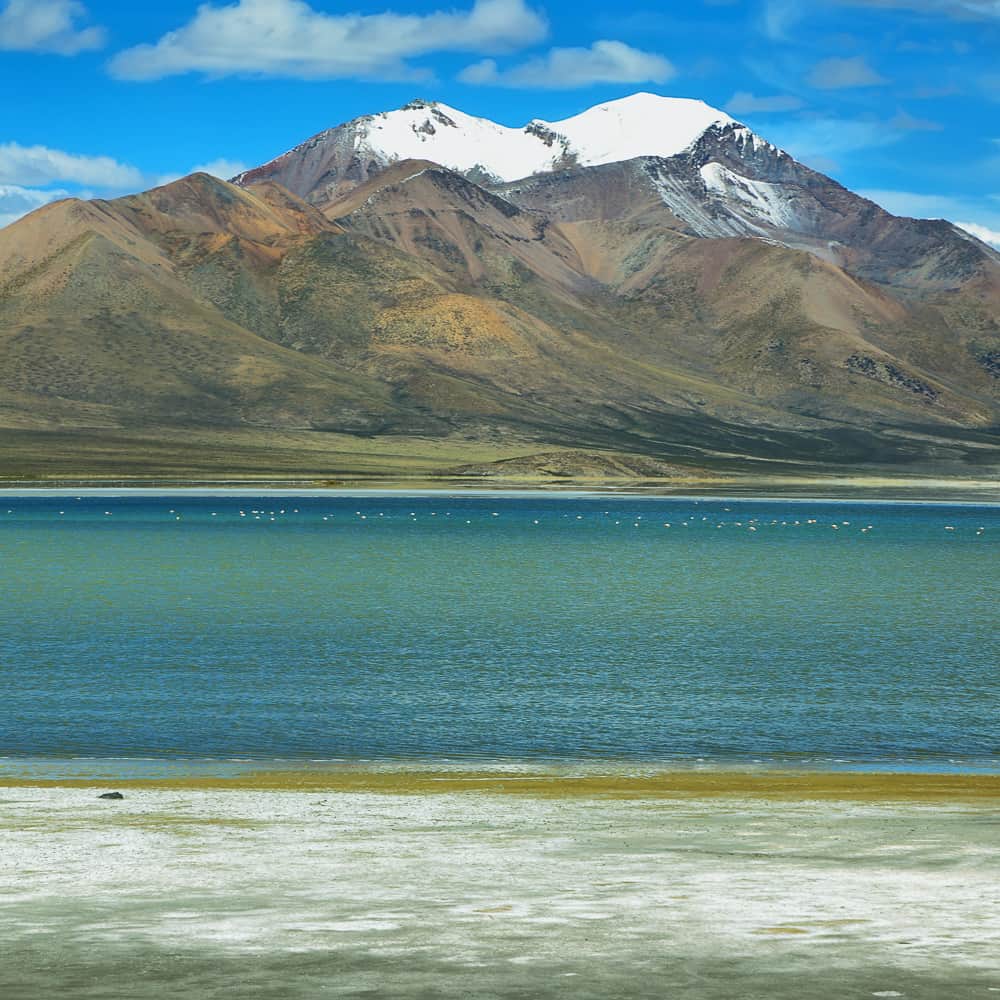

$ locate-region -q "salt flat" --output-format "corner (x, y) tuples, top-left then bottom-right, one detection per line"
(2, 787), (998, 999)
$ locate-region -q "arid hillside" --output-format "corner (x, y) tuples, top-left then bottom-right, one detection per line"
(1, 95), (998, 481)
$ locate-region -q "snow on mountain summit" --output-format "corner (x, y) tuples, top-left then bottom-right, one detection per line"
(533, 93), (736, 170)
(236, 93), (739, 194)
(362, 93), (736, 182)
(349, 99), (549, 184)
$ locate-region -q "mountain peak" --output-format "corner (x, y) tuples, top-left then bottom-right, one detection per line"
(570, 91), (726, 116)
(236, 93), (750, 199)
(530, 93), (735, 170)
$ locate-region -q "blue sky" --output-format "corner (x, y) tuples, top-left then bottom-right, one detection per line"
(0, 0), (998, 244)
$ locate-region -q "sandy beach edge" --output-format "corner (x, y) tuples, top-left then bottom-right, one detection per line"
(2, 768), (999, 801)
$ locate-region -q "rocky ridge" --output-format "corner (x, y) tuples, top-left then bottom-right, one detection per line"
(0, 93), (998, 478)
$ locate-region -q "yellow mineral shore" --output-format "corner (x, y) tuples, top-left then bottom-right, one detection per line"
(3, 768), (999, 801)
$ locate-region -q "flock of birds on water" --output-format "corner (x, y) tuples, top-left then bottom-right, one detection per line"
(0, 501), (992, 537)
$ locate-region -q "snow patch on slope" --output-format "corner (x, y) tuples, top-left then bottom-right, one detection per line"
(648, 166), (757, 239)
(728, 125), (781, 156)
(700, 163), (801, 229)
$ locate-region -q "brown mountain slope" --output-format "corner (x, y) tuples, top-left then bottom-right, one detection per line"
(324, 165), (995, 431)
(496, 139), (1000, 299)
(330, 163), (588, 293)
(0, 177), (412, 433)
(0, 167), (998, 478)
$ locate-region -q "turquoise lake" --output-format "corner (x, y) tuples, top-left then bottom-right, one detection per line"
(0, 493), (997, 771)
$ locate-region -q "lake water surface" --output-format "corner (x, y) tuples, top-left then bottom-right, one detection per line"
(1, 493), (997, 772)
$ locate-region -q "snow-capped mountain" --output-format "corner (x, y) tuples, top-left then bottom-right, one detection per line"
(235, 93), (736, 202)
(494, 115), (996, 291)
(234, 91), (998, 289)
(2, 91), (998, 478)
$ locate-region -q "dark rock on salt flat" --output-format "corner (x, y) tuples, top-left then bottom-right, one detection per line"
(98, 792), (124, 800)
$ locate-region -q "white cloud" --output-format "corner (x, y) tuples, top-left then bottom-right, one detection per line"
(948, 0), (1000, 13)
(0, 147), (261, 230)
(190, 159), (249, 180)
(0, 0), (104, 55)
(459, 40), (674, 89)
(858, 188), (1000, 248)
(725, 91), (804, 114)
(807, 56), (888, 89)
(760, 0), (804, 41)
(955, 221), (1000, 248)
(888, 110), (943, 131)
(840, 1), (1000, 19)
(109, 0), (547, 82)
(0, 183), (73, 228)
(155, 158), (251, 187)
(0, 142), (143, 188)
(765, 118), (904, 172)
(0, 155), (255, 230)
(860, 188), (974, 217)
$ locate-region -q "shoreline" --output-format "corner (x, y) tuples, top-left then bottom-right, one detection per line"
(3, 766), (999, 801)
(1, 483), (998, 505)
